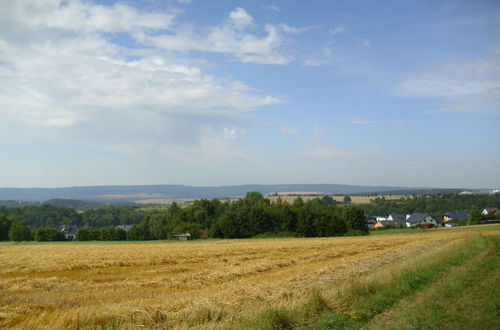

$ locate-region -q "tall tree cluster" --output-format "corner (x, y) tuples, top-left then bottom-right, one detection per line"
(127, 192), (368, 240)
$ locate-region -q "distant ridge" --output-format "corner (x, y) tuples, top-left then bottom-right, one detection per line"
(0, 184), (472, 203)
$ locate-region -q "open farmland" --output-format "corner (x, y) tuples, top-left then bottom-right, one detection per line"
(266, 194), (402, 204)
(1, 227), (499, 329)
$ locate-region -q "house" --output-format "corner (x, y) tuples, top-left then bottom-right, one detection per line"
(58, 224), (78, 240)
(406, 213), (439, 227)
(387, 214), (406, 222)
(366, 216), (377, 228)
(374, 219), (407, 229)
(482, 208), (499, 216)
(116, 225), (133, 232)
(171, 233), (191, 241)
(443, 211), (470, 222)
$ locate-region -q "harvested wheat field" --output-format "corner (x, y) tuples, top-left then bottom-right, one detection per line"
(0, 228), (498, 329)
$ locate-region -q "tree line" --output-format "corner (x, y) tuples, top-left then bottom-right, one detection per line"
(0, 192), (368, 241)
(120, 193), (367, 240)
(0, 204), (147, 228)
(1, 192), (499, 242)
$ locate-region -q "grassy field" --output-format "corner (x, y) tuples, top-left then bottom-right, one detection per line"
(0, 226), (498, 329)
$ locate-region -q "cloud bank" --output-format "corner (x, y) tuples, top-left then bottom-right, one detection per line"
(0, 1), (297, 165)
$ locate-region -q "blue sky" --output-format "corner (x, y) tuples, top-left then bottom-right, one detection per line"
(0, 0), (499, 188)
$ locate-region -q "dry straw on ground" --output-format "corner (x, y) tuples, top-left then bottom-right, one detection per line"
(0, 230), (489, 329)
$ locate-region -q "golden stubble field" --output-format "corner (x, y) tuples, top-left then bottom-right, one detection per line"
(0, 230), (489, 329)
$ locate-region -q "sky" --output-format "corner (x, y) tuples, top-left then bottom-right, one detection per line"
(0, 0), (499, 189)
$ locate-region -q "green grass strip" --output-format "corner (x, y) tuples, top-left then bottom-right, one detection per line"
(305, 234), (491, 329)
(365, 236), (500, 330)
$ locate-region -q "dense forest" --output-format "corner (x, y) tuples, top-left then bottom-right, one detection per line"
(0, 193), (499, 242)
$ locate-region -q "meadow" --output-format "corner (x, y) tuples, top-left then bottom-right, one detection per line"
(0, 225), (498, 329)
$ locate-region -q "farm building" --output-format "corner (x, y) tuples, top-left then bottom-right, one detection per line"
(366, 216), (377, 228)
(373, 220), (407, 229)
(482, 208), (500, 216)
(58, 224), (78, 240)
(387, 214), (406, 222)
(116, 225), (133, 232)
(443, 211), (470, 222)
(406, 213), (440, 227)
(171, 233), (191, 241)
(374, 213), (440, 228)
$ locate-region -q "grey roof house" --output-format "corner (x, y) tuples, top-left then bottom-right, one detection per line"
(116, 225), (133, 232)
(58, 224), (78, 240)
(443, 211), (470, 222)
(374, 219), (407, 228)
(482, 207), (499, 215)
(406, 213), (439, 227)
(387, 214), (406, 222)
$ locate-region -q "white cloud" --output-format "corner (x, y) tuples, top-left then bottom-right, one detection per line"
(303, 44), (334, 67)
(160, 127), (254, 166)
(224, 127), (246, 140)
(357, 38), (371, 47)
(0, 1), (285, 168)
(398, 60), (500, 98)
(229, 7), (255, 29)
(3, 2), (175, 34)
(396, 58), (500, 113)
(280, 126), (299, 135)
(329, 25), (346, 36)
(399, 75), (496, 98)
(346, 117), (380, 125)
(295, 142), (381, 160)
(0, 39), (279, 124)
(107, 143), (155, 157)
(311, 126), (326, 139)
(136, 8), (304, 64)
(41, 118), (78, 128)
(261, 4), (280, 12)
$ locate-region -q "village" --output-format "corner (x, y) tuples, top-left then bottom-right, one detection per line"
(368, 208), (500, 229)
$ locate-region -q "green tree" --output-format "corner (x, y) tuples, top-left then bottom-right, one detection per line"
(345, 206), (368, 234)
(76, 227), (92, 241)
(320, 196), (335, 205)
(35, 227), (65, 241)
(8, 221), (32, 242)
(343, 195), (352, 204)
(100, 227), (116, 241)
(149, 214), (170, 240)
(470, 209), (482, 224)
(243, 191), (269, 206)
(0, 214), (13, 240)
(114, 228), (127, 240)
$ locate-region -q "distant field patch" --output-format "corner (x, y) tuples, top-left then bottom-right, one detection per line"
(267, 194), (402, 204)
